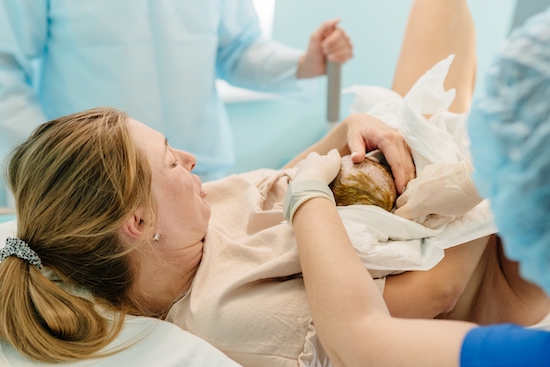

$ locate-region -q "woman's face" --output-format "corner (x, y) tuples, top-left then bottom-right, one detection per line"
(129, 118), (210, 239)
(127, 118), (210, 312)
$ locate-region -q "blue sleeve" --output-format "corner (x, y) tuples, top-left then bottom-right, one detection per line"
(0, 0), (48, 147)
(461, 324), (550, 367)
(216, 0), (311, 95)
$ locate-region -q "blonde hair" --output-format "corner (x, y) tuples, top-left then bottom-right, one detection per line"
(0, 107), (155, 362)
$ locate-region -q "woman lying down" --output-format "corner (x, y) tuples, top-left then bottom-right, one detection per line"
(0, 109), (548, 366)
(1, 3), (550, 367)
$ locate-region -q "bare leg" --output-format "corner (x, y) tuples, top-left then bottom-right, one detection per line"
(391, 0), (476, 113)
(384, 236), (489, 319)
(438, 235), (550, 326)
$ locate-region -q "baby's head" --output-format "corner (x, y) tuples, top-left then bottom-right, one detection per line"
(330, 152), (397, 211)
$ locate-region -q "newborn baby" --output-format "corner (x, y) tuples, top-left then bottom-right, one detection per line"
(330, 151), (397, 211)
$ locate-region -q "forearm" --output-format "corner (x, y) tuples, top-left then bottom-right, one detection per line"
(0, 55), (47, 142)
(221, 38), (308, 93)
(293, 197), (389, 364)
(283, 121), (349, 169)
(0, 1), (48, 141)
(294, 197), (475, 366)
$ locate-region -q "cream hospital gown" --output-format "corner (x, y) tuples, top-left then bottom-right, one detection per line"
(166, 168), (382, 367)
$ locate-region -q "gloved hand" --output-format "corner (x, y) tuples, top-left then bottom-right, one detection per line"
(284, 150), (341, 225)
(393, 159), (483, 229)
(294, 149), (342, 184)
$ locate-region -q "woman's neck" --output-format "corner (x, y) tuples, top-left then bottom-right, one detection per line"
(134, 240), (203, 317)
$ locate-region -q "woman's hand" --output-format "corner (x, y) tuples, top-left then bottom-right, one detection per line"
(297, 19), (353, 78)
(342, 113), (415, 194)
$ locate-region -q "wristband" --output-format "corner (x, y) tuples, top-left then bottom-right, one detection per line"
(283, 180), (336, 225)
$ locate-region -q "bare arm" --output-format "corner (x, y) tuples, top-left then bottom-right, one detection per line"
(0, 5), (49, 146)
(282, 119), (349, 169)
(293, 197), (476, 367)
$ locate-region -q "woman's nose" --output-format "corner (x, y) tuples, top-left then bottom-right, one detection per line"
(182, 151), (196, 171)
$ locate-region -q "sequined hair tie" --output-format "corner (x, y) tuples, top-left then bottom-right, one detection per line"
(0, 237), (43, 270)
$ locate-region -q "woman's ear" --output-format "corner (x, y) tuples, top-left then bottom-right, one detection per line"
(121, 207), (147, 240)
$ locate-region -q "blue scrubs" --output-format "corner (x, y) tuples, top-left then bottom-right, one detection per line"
(464, 7), (550, 367)
(461, 324), (550, 366)
(0, 0), (307, 180)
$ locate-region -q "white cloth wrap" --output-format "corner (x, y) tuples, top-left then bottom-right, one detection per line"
(342, 55), (498, 255)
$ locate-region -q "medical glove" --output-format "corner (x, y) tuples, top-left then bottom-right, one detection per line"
(293, 149), (342, 184)
(283, 150), (341, 225)
(394, 159), (482, 228)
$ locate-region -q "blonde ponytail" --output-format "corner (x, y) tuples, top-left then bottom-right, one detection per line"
(1, 107), (155, 362)
(0, 257), (123, 362)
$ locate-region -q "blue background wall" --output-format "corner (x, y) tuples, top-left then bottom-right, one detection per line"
(227, 0), (518, 175)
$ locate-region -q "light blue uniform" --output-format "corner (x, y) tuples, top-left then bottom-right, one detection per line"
(469, 7), (550, 293)
(464, 7), (550, 366)
(0, 0), (307, 182)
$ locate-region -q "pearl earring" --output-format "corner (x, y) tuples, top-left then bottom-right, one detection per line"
(153, 233), (161, 242)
